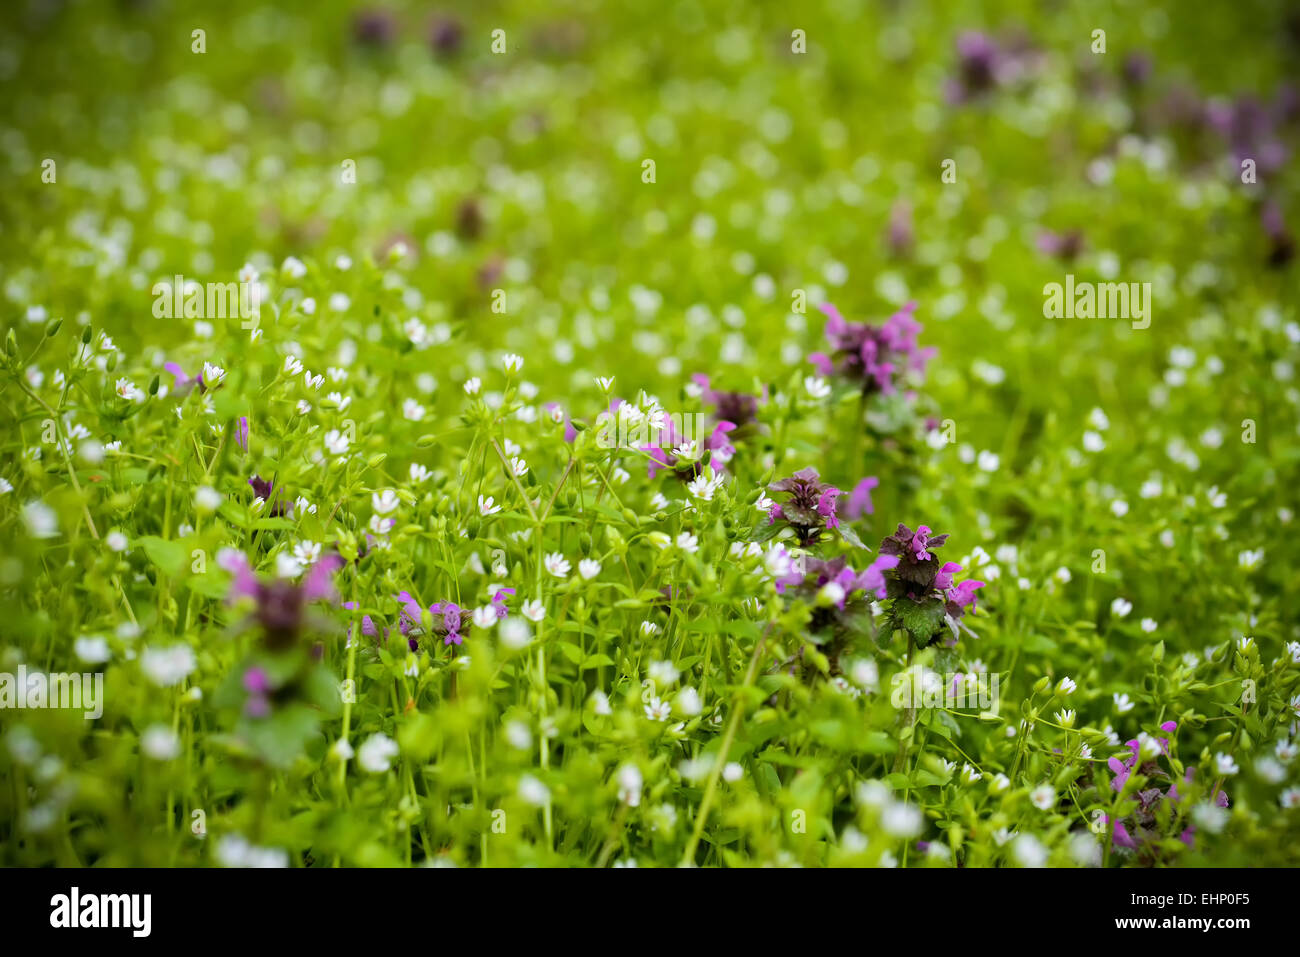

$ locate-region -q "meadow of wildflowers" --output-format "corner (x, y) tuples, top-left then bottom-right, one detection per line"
(0, 1), (1298, 873)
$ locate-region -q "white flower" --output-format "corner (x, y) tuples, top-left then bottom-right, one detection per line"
(1113, 693), (1134, 714)
(358, 733), (399, 774)
(284, 355), (304, 376)
(977, 450), (1000, 472)
(1110, 597), (1132, 618)
(324, 430), (350, 455)
(617, 764), (643, 806)
(1030, 784), (1056, 810)
(594, 376), (615, 391)
(297, 399), (312, 415)
(521, 599), (545, 622)
(510, 456), (529, 476)
(105, 530), (129, 553)
(304, 370), (324, 390)
(326, 391), (351, 411)
(372, 489), (400, 516)
(141, 725), (181, 761)
(1110, 500), (1129, 517)
(518, 775), (550, 807)
(1214, 753), (1239, 776)
(502, 353), (524, 374)
(648, 660), (680, 686)
(295, 495), (317, 515)
(1191, 802), (1228, 834)
(1012, 834), (1048, 868)
(675, 532), (700, 553)
(1275, 740), (1296, 762)
(544, 553), (571, 578)
(328, 293), (350, 313)
(463, 377), (481, 396)
(114, 377), (145, 401)
(1140, 618), (1158, 633)
(990, 773), (1011, 794)
(194, 485), (223, 512)
(880, 801), (923, 837)
(140, 644), (196, 687)
(402, 398), (425, 421)
(804, 375), (831, 399)
(477, 494), (501, 516)
(471, 605), (498, 629)
(1088, 407), (1110, 431)
(591, 690), (612, 715)
(676, 687), (703, 717)
(214, 834), (289, 869)
(1054, 566), (1072, 584)
(300, 297), (316, 315)
(1256, 756), (1286, 784)
(202, 362), (226, 387)
(686, 470), (724, 501)
(1206, 485), (1227, 508)
(276, 551), (305, 578)
(0, 477), (12, 495)
(282, 256), (306, 279)
(499, 617), (531, 649)
(1281, 788), (1300, 809)
(1056, 676), (1077, 696)
(505, 721), (532, 751)
(292, 540), (321, 567)
(74, 636), (111, 664)
(639, 620), (661, 637)
(331, 738), (354, 762)
(1082, 430), (1105, 452)
(578, 558), (601, 580)
(1237, 549), (1263, 570)
(644, 696), (671, 721)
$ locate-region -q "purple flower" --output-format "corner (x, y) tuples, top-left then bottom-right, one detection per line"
(491, 587), (515, 619)
(845, 476), (879, 520)
(767, 467), (844, 546)
(395, 590), (468, 648)
(1036, 229), (1084, 262)
(691, 373), (761, 430)
(644, 416), (737, 479)
(878, 523), (984, 645)
(886, 200), (914, 257)
(225, 552), (344, 650)
(248, 474), (292, 517)
(428, 16), (463, 57)
(950, 31), (1001, 101)
(352, 9), (397, 47)
(236, 416), (249, 453)
(809, 301), (934, 397)
(242, 666), (271, 718)
(1262, 201), (1294, 268)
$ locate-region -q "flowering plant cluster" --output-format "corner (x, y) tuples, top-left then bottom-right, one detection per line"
(0, 2), (1298, 874)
